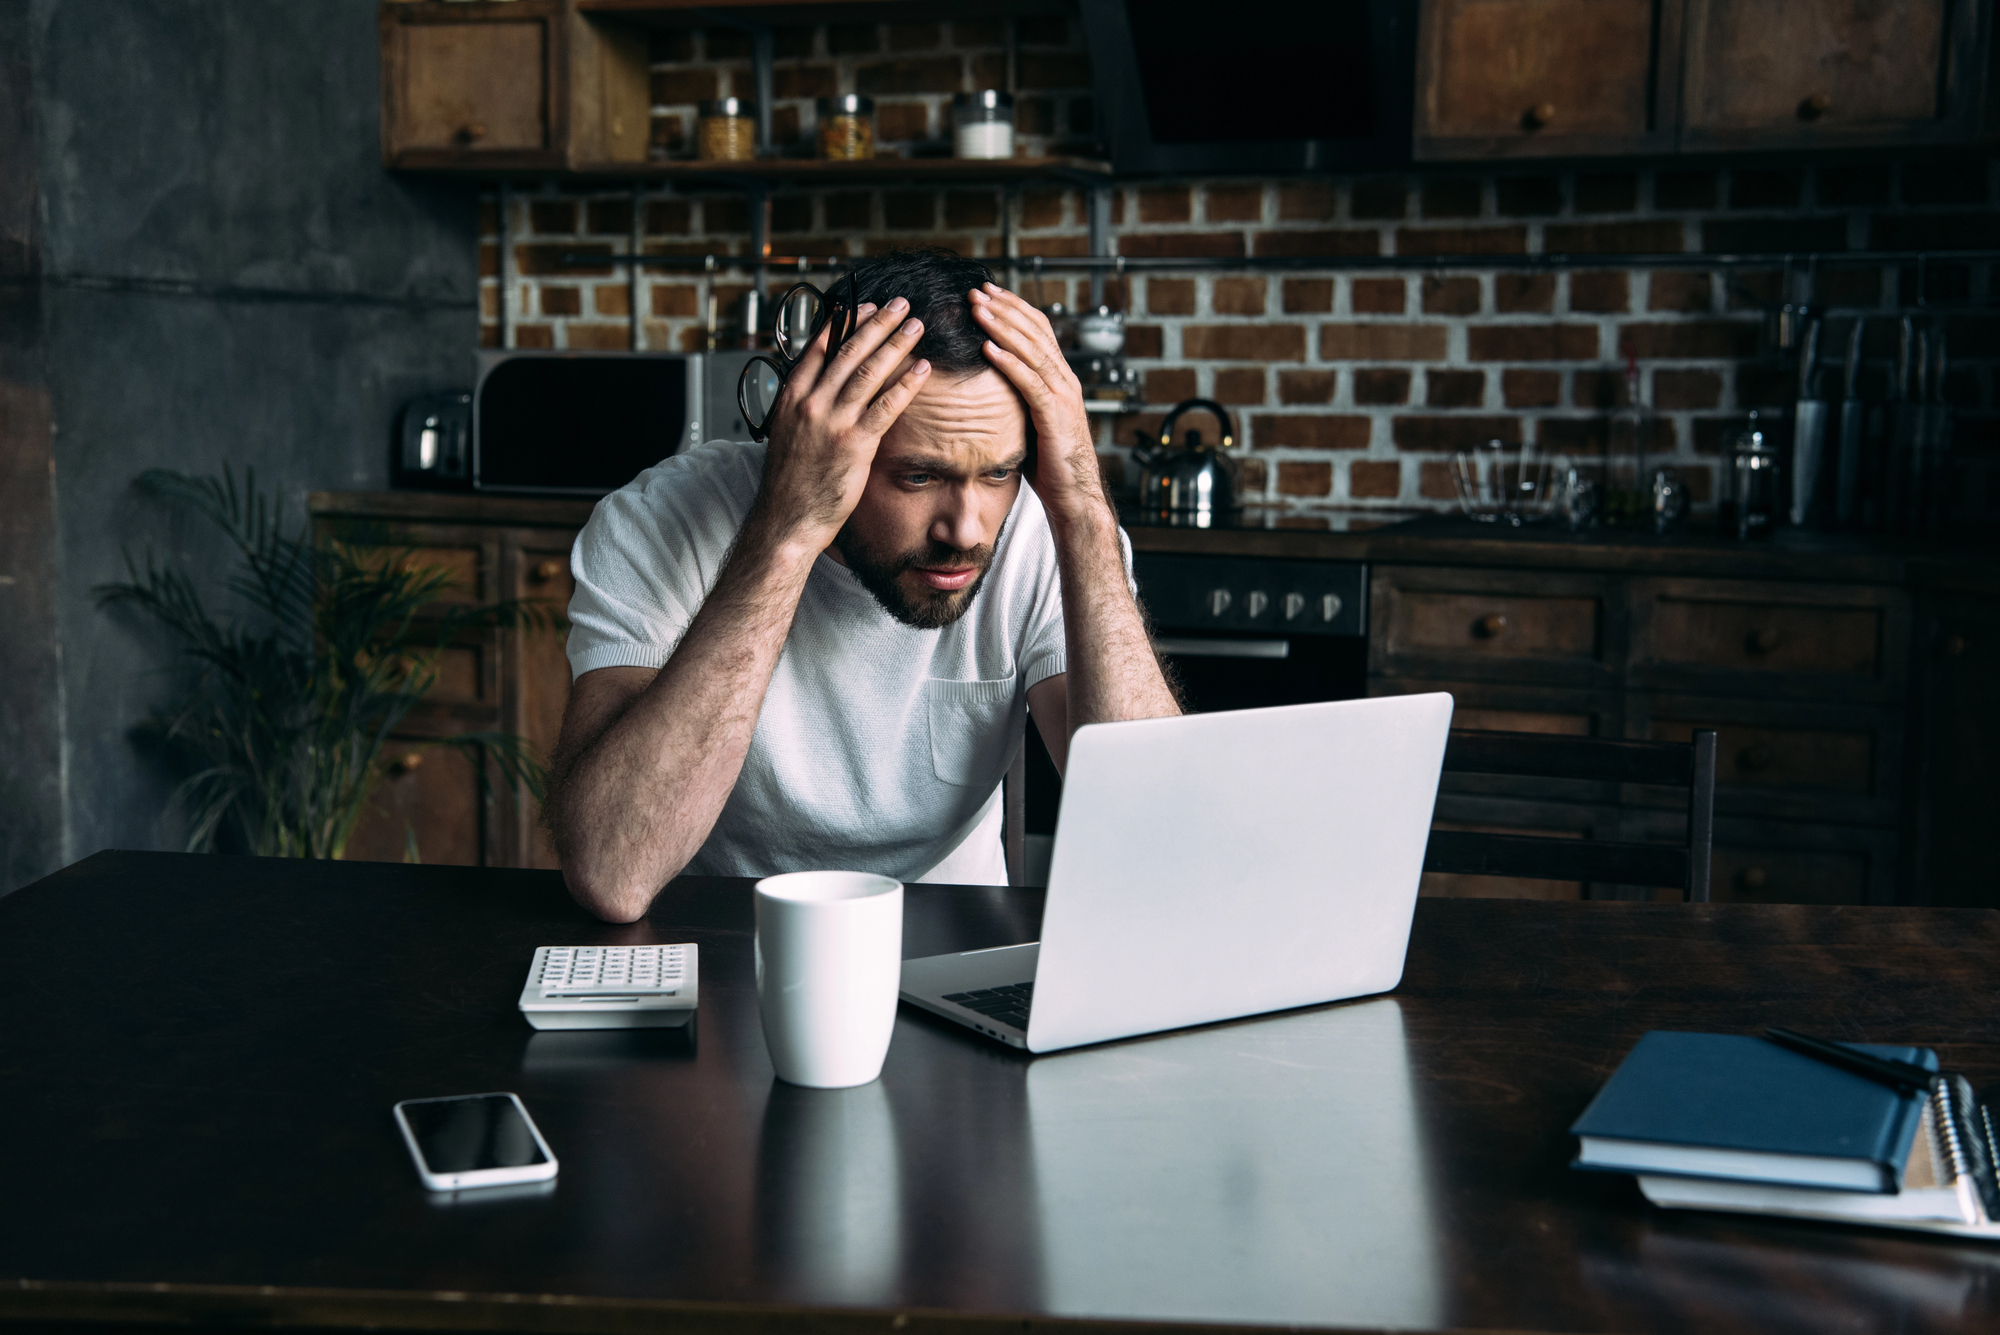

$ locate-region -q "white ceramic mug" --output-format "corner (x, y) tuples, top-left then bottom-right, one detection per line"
(754, 871), (905, 1088)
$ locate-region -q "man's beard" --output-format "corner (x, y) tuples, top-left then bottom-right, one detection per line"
(833, 521), (999, 630)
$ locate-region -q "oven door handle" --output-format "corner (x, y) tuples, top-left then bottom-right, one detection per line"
(1153, 637), (1291, 660)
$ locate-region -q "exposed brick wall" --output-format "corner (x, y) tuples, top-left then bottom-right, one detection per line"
(639, 17), (1094, 165)
(477, 21), (2000, 517)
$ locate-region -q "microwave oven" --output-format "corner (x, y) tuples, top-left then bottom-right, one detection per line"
(394, 350), (757, 495)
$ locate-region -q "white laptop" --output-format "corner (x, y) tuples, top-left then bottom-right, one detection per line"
(899, 692), (1454, 1054)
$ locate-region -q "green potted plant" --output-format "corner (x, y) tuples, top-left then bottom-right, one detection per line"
(97, 467), (558, 861)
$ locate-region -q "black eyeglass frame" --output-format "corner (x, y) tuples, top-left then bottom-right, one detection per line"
(736, 273), (861, 443)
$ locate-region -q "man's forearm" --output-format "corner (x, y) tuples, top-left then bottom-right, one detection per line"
(552, 512), (819, 919)
(1048, 504), (1180, 731)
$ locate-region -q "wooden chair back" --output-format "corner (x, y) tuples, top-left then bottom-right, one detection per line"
(1423, 729), (1718, 902)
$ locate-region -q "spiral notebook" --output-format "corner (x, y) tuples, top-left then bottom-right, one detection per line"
(1639, 1077), (2000, 1242)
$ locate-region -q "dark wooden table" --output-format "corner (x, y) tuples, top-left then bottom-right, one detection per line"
(5, 851), (2000, 1335)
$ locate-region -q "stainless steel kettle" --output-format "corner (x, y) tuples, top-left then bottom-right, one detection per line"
(1132, 399), (1239, 516)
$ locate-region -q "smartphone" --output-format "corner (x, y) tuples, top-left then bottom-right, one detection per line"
(392, 1092), (558, 1192)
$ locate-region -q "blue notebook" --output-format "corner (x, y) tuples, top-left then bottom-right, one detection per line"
(1571, 1030), (1937, 1193)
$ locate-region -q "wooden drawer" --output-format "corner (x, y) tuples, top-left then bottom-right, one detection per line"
(1629, 693), (1903, 825)
(1629, 578), (1908, 702)
(1372, 568), (1619, 687)
(1710, 845), (1870, 906)
(1371, 676), (1621, 738)
(1626, 810), (1899, 904)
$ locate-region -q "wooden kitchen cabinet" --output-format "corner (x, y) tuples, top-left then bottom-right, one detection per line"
(321, 496), (1996, 906)
(1415, 0), (1678, 159)
(312, 493), (592, 870)
(339, 529), (513, 867)
(379, 0), (649, 172)
(348, 742), (490, 866)
(1371, 566), (1622, 688)
(1680, 0), (1983, 151)
(515, 545), (580, 870)
(1627, 576), (1908, 704)
(1416, 0), (1992, 159)
(1367, 561), (1915, 904)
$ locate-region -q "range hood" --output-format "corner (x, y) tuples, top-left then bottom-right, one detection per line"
(1078, 0), (1416, 176)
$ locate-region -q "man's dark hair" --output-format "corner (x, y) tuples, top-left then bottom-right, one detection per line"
(844, 248), (993, 375)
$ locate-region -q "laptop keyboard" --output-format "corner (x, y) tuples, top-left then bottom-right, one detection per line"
(943, 982), (1034, 1031)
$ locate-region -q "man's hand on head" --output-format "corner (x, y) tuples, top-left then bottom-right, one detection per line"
(755, 297), (933, 551)
(968, 283), (1108, 532)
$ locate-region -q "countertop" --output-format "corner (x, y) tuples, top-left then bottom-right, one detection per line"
(311, 490), (2000, 590)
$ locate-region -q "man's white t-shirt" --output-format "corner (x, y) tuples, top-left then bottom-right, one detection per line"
(565, 438), (1125, 886)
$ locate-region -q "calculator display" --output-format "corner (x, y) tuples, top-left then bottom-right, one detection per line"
(400, 1094), (549, 1172)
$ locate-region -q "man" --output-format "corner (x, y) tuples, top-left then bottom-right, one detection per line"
(547, 249), (1179, 923)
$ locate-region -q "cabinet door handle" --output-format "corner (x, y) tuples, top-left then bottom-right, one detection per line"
(1524, 102), (1556, 130)
(1474, 613), (1508, 638)
(1800, 91), (1832, 119)
(532, 558), (565, 582)
(455, 122), (487, 145)
(1738, 866), (1769, 892)
(1748, 627), (1781, 654)
(389, 751), (424, 775)
(1737, 743), (1775, 773)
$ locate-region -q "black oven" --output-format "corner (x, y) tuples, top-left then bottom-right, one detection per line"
(1021, 552), (1370, 866)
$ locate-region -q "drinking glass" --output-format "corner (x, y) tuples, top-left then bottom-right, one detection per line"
(1453, 439), (1551, 525)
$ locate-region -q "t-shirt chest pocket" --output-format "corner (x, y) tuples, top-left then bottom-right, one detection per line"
(922, 675), (1018, 788)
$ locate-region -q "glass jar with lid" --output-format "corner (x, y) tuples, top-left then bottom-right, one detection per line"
(1721, 411), (1783, 540)
(953, 90), (1015, 159)
(816, 95), (875, 160)
(696, 98), (756, 161)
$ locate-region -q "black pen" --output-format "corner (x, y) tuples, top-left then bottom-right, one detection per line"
(1764, 1026), (1938, 1093)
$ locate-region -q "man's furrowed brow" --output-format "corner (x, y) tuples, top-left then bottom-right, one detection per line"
(881, 449), (1027, 474)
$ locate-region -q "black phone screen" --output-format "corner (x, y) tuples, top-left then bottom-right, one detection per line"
(401, 1095), (548, 1173)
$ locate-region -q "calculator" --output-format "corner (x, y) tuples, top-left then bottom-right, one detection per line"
(516, 945), (698, 1030)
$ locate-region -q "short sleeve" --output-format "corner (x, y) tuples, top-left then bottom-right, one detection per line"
(1015, 512), (1137, 693)
(563, 442), (763, 680)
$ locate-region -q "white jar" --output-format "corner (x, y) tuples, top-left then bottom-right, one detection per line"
(953, 90), (1015, 159)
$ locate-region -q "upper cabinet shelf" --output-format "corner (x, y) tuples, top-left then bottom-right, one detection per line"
(1415, 0), (1991, 161)
(380, 0), (1997, 181)
(572, 0), (1070, 23)
(378, 0), (1103, 182)
(560, 156), (1113, 183)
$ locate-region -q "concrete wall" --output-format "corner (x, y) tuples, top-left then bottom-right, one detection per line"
(3, 0), (478, 890)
